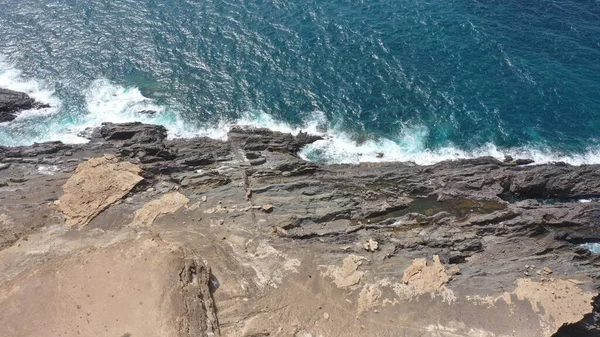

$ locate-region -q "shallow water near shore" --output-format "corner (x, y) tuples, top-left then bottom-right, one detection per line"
(1, 0), (600, 165)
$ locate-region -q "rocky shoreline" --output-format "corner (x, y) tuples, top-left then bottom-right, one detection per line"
(0, 88), (50, 122)
(0, 121), (599, 336)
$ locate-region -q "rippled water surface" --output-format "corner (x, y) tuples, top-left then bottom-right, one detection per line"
(1, 0), (600, 164)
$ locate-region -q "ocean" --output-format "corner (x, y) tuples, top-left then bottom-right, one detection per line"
(1, 0), (600, 165)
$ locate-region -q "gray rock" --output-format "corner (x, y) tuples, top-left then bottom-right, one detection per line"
(1, 121), (599, 336)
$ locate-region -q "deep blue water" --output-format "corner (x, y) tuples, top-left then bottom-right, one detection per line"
(1, 0), (600, 164)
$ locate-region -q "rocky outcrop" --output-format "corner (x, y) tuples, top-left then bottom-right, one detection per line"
(57, 154), (143, 226)
(1, 122), (599, 337)
(0, 88), (50, 122)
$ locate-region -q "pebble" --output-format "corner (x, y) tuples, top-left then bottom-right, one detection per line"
(201, 196), (207, 202)
(363, 239), (379, 252)
(262, 204), (274, 213)
(323, 313), (329, 320)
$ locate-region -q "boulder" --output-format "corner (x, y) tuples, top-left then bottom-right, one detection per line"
(96, 122), (167, 143)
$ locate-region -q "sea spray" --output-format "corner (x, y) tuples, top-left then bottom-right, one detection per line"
(0, 57), (61, 120)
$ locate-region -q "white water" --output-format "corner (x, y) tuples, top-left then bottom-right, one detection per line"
(0, 57), (61, 120)
(2, 60), (600, 166)
(229, 109), (600, 166)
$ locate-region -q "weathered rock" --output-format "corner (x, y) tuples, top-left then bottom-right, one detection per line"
(0, 239), (219, 337)
(177, 171), (231, 190)
(249, 157), (266, 166)
(362, 239), (379, 252)
(57, 155), (143, 226)
(515, 158), (535, 165)
(2, 122), (600, 337)
(96, 122), (167, 143)
(0, 88), (49, 122)
(512, 278), (595, 335)
(402, 255), (452, 295)
(324, 255), (365, 288)
(131, 192), (189, 227)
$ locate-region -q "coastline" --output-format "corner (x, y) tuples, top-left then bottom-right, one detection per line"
(0, 121), (599, 336)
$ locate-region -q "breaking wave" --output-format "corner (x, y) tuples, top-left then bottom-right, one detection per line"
(0, 57), (61, 120)
(1, 62), (600, 166)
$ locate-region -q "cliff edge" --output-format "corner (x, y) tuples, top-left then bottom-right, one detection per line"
(0, 122), (599, 336)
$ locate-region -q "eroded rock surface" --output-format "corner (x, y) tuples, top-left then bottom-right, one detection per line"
(131, 192), (189, 227)
(1, 122), (599, 337)
(0, 237), (218, 337)
(57, 154), (143, 226)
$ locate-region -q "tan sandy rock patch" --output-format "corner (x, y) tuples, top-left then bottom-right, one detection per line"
(131, 192), (189, 227)
(388, 255), (457, 303)
(0, 238), (218, 337)
(512, 278), (595, 336)
(323, 254), (365, 288)
(357, 283), (383, 314)
(57, 155), (143, 226)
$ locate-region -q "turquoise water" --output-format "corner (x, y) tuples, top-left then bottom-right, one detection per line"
(1, 0), (600, 164)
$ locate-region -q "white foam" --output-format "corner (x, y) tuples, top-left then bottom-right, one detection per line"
(0, 57), (61, 119)
(3, 69), (600, 167)
(190, 109), (600, 166)
(193, 109), (597, 166)
(294, 119), (600, 166)
(37, 165), (60, 176)
(60, 78), (219, 143)
(579, 243), (600, 254)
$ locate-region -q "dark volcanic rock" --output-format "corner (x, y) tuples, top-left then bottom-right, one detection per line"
(228, 127), (322, 155)
(0, 88), (50, 122)
(515, 158), (535, 165)
(2, 121), (600, 337)
(97, 122), (167, 143)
